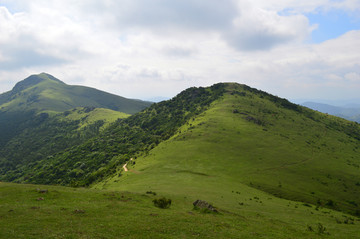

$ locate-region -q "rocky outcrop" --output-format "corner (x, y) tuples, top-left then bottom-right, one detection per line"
(193, 200), (218, 213)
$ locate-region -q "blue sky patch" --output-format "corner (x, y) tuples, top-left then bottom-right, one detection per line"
(306, 9), (360, 43)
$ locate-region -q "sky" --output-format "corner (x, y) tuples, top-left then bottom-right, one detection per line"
(0, 0), (359, 101)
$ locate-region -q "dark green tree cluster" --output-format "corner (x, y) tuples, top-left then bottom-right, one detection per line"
(0, 112), (105, 182)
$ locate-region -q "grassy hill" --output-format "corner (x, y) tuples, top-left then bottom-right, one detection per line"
(0, 73), (151, 114)
(10, 84), (226, 186)
(95, 83), (360, 217)
(0, 73), (152, 148)
(1, 82), (359, 238)
(0, 73), (151, 179)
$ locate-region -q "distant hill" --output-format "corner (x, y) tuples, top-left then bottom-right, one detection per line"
(0, 73), (152, 147)
(0, 73), (152, 114)
(302, 102), (360, 123)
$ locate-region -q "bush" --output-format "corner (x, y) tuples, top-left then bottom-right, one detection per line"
(153, 197), (172, 209)
(317, 223), (329, 235)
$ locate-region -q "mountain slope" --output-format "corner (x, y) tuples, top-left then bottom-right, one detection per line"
(0, 73), (152, 147)
(2, 82), (359, 217)
(11, 84), (226, 186)
(0, 107), (129, 181)
(1, 82), (360, 238)
(96, 83), (360, 216)
(0, 73), (152, 114)
(0, 73), (150, 180)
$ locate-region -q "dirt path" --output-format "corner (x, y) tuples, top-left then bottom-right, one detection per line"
(122, 163), (128, 172)
(122, 158), (133, 172)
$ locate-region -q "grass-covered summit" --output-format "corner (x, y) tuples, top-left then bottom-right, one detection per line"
(0, 73), (151, 114)
(98, 83), (360, 217)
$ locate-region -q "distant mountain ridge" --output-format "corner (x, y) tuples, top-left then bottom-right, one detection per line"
(302, 101), (360, 123)
(0, 73), (152, 114)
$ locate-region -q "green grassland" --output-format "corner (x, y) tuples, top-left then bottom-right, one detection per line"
(1, 182), (359, 238)
(99, 84), (360, 217)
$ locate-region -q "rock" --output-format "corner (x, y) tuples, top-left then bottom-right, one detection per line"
(193, 200), (218, 213)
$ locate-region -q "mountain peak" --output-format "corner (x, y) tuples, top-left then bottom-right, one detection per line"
(12, 73), (64, 93)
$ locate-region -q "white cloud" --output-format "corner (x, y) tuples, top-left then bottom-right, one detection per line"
(224, 4), (313, 51)
(0, 0), (359, 101)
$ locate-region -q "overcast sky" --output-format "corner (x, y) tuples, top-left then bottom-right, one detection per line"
(0, 0), (359, 101)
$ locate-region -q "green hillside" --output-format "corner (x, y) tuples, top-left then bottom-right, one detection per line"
(1, 82), (360, 238)
(8, 82), (359, 216)
(0, 107), (129, 182)
(0, 73), (152, 114)
(0, 73), (151, 148)
(10, 84), (225, 186)
(94, 83), (360, 217)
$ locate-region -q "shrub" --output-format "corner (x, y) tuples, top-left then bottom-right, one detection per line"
(317, 223), (329, 235)
(153, 197), (172, 209)
(325, 199), (335, 207)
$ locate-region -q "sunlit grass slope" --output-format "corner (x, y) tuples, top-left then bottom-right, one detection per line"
(61, 107), (130, 130)
(100, 83), (360, 217)
(1, 182), (359, 238)
(0, 73), (152, 114)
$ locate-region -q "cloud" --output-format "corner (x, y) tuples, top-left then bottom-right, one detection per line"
(1, 47), (67, 70)
(81, 0), (238, 31)
(0, 0), (359, 101)
(224, 5), (313, 51)
(77, 0), (314, 51)
(162, 46), (197, 58)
